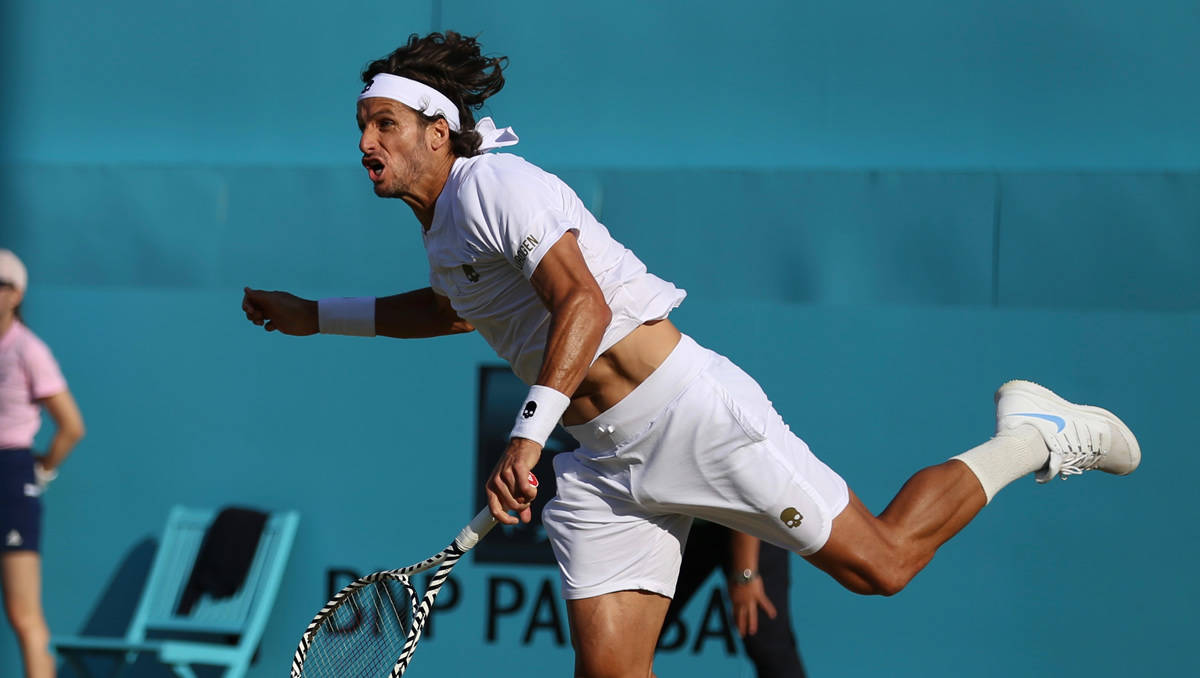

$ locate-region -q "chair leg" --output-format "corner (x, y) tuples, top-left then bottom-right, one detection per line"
(222, 660), (249, 678)
(59, 652), (93, 678)
(167, 663), (199, 678)
(57, 651), (133, 678)
(110, 652), (137, 678)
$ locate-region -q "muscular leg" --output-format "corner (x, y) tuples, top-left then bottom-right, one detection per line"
(2, 552), (56, 678)
(807, 459), (989, 596)
(805, 375), (1144, 597)
(568, 590), (671, 678)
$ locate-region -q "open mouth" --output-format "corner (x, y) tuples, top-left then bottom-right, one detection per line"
(362, 157), (385, 182)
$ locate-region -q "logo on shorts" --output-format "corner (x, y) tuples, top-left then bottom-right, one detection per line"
(780, 507), (803, 528)
(462, 264), (480, 283)
(523, 401), (537, 418)
(5, 530), (22, 547)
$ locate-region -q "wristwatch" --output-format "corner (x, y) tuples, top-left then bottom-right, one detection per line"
(733, 568), (759, 585)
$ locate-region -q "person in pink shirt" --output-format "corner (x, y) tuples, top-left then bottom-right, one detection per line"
(0, 249), (85, 678)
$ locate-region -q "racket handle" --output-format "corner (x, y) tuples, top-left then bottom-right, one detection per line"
(455, 472), (539, 550)
(455, 507), (499, 551)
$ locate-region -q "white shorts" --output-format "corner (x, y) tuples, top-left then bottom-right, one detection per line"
(542, 334), (850, 600)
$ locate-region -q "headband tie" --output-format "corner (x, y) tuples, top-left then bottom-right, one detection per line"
(359, 73), (518, 151)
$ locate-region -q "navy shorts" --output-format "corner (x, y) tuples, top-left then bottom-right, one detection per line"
(0, 449), (42, 553)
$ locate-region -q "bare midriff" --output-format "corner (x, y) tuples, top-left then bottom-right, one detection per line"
(563, 319), (683, 426)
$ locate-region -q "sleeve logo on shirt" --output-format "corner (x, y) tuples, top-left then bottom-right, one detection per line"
(513, 235), (541, 270)
(462, 264), (480, 283)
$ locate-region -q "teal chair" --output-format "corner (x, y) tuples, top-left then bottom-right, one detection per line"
(53, 506), (300, 678)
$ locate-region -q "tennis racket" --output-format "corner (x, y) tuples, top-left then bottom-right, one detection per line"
(290, 472), (537, 678)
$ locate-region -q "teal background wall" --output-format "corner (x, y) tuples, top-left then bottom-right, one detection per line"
(2, 1), (1198, 676)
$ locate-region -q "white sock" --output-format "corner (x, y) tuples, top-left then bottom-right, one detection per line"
(951, 425), (1050, 504)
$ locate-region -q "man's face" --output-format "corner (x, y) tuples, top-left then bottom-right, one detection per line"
(357, 98), (433, 199)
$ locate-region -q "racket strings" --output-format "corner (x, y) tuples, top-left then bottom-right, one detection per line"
(293, 544), (473, 678)
(298, 576), (416, 678)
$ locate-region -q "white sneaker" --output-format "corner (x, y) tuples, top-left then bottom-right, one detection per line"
(995, 380), (1141, 483)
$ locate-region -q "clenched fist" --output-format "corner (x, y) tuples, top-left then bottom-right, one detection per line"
(241, 287), (319, 335)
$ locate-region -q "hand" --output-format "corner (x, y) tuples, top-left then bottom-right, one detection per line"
(241, 287), (319, 335)
(33, 457), (58, 491)
(486, 438), (542, 525)
(728, 576), (777, 637)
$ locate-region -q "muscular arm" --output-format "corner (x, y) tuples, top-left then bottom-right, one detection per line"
(486, 231), (611, 523)
(242, 286), (472, 338)
(528, 231), (612, 396)
(375, 288), (474, 338)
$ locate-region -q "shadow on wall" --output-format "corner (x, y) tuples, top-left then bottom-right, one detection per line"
(74, 539), (155, 635)
(54, 539), (231, 678)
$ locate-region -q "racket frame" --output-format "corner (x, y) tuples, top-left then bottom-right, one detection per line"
(290, 508), (498, 678)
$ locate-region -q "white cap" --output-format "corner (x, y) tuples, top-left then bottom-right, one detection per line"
(0, 249), (28, 291)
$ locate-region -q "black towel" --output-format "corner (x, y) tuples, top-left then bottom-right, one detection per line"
(176, 507), (269, 615)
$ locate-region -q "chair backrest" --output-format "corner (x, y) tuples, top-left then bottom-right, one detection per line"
(124, 506), (300, 647)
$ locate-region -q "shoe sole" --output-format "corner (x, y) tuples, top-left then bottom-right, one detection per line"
(998, 379), (1141, 475)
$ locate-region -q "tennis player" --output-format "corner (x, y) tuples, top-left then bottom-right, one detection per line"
(241, 32), (1140, 678)
(1, 249), (86, 678)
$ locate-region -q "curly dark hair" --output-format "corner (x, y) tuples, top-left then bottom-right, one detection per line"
(362, 32), (507, 157)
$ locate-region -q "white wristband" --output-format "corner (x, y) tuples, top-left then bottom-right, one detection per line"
(318, 297), (376, 336)
(509, 385), (571, 447)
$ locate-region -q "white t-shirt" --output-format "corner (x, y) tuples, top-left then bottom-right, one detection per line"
(424, 153), (686, 385)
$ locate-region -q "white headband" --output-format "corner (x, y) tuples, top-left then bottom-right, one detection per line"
(358, 73), (518, 151)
